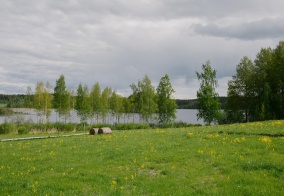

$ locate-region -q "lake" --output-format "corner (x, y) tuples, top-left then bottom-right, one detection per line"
(0, 109), (204, 125)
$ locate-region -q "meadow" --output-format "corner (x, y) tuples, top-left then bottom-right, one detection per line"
(0, 120), (284, 195)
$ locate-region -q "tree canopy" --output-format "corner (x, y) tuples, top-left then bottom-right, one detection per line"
(196, 61), (221, 125)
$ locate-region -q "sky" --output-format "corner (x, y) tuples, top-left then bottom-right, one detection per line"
(1, 0), (284, 99)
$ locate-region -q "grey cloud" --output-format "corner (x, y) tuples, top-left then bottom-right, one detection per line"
(1, 0), (284, 98)
(194, 18), (284, 40)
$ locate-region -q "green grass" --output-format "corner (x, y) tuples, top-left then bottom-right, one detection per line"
(1, 120), (284, 195)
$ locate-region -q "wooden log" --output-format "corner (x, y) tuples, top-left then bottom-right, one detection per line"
(98, 127), (112, 134)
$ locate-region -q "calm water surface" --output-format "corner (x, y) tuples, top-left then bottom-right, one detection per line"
(0, 109), (203, 125)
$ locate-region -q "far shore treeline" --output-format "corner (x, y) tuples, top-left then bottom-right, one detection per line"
(0, 94), (227, 110)
(1, 41), (284, 126)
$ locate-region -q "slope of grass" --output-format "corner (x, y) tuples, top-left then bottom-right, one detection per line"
(1, 120), (284, 195)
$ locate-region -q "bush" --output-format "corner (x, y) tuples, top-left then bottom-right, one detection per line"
(0, 122), (16, 134)
(17, 126), (29, 134)
(53, 122), (76, 132)
(156, 121), (202, 129)
(0, 108), (13, 116)
(114, 123), (150, 130)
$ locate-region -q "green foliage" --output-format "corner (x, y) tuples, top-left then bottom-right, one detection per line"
(196, 61), (221, 125)
(75, 83), (92, 123)
(131, 75), (157, 123)
(17, 126), (29, 134)
(0, 108), (13, 116)
(100, 87), (112, 123)
(157, 121), (200, 128)
(0, 122), (16, 134)
(114, 123), (150, 130)
(156, 74), (177, 124)
(226, 41), (284, 122)
(34, 81), (53, 122)
(24, 86), (34, 108)
(53, 75), (70, 121)
(90, 82), (102, 123)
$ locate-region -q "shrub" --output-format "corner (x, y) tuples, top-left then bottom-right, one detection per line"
(114, 123), (150, 130)
(53, 122), (76, 132)
(17, 126), (29, 134)
(0, 122), (16, 134)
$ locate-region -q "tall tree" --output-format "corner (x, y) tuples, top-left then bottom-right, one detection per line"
(123, 97), (132, 123)
(75, 83), (91, 123)
(110, 91), (124, 124)
(196, 61), (221, 125)
(271, 41), (284, 119)
(131, 75), (157, 123)
(68, 89), (76, 110)
(34, 81), (52, 123)
(53, 75), (70, 122)
(90, 82), (102, 123)
(156, 74), (177, 124)
(254, 48), (273, 120)
(24, 86), (33, 108)
(101, 87), (112, 123)
(226, 57), (256, 122)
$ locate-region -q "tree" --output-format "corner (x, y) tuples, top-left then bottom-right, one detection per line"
(34, 81), (52, 123)
(271, 41), (284, 119)
(75, 83), (91, 123)
(68, 89), (76, 110)
(224, 41), (284, 123)
(110, 91), (124, 124)
(24, 86), (33, 108)
(196, 61), (221, 125)
(53, 75), (70, 122)
(123, 97), (132, 123)
(254, 48), (273, 120)
(101, 87), (112, 123)
(156, 74), (177, 124)
(131, 75), (157, 123)
(90, 82), (102, 123)
(226, 57), (256, 122)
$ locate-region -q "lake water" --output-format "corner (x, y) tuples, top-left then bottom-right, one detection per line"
(0, 109), (203, 125)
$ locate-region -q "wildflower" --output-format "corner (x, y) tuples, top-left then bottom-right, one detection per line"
(111, 180), (117, 189)
(188, 132), (194, 137)
(259, 137), (272, 143)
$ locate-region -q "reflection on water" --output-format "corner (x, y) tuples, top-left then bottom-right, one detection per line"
(0, 109), (203, 125)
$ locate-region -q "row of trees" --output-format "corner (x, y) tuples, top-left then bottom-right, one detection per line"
(196, 41), (284, 125)
(31, 74), (177, 124)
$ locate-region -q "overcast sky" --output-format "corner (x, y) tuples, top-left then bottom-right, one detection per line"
(1, 0), (284, 99)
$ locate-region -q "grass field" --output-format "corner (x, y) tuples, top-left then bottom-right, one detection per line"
(1, 120), (284, 195)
